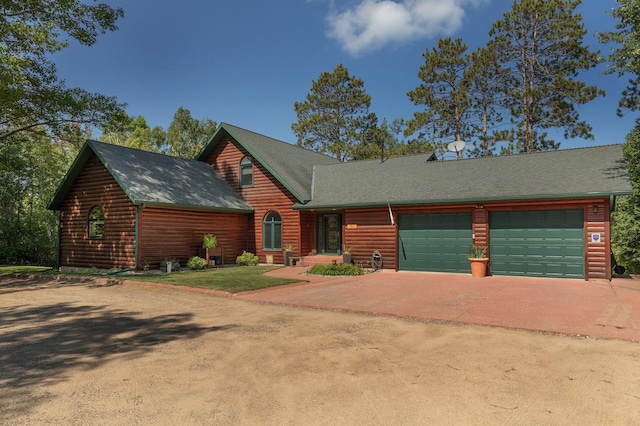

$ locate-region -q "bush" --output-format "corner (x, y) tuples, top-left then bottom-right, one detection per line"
(307, 263), (363, 276)
(187, 256), (208, 270)
(236, 251), (259, 266)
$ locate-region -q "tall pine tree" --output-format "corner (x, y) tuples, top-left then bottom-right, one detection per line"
(488, 0), (603, 153)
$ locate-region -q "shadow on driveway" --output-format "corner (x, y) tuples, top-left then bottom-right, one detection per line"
(0, 296), (235, 419)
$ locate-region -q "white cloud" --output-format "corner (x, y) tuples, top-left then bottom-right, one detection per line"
(326, 0), (489, 56)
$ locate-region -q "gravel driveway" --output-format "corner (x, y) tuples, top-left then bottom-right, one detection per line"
(1, 275), (639, 425)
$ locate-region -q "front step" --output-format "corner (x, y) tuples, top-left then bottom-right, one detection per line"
(302, 255), (343, 267)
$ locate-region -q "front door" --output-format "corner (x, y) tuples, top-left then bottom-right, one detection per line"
(317, 214), (341, 254)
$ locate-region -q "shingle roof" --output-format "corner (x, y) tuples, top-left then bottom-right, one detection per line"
(196, 123), (341, 203)
(48, 140), (253, 212)
(299, 144), (632, 209)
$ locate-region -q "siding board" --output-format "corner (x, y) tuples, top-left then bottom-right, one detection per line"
(202, 138), (301, 263)
(58, 155), (137, 269)
(139, 207), (248, 269)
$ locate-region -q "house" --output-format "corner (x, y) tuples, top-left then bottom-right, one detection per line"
(48, 123), (633, 280)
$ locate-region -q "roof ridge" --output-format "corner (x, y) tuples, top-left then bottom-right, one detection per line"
(220, 122), (342, 160)
(90, 139), (205, 165)
(443, 143), (625, 164)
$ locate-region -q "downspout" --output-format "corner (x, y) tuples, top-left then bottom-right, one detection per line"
(108, 203), (145, 275)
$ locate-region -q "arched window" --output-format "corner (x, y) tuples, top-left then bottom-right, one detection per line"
(240, 156), (253, 187)
(88, 206), (105, 239)
(262, 211), (282, 250)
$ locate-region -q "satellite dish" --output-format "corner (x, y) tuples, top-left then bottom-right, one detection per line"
(447, 140), (466, 153)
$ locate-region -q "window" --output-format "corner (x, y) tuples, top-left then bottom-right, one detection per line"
(88, 206), (105, 239)
(240, 156), (253, 187)
(262, 211), (282, 250)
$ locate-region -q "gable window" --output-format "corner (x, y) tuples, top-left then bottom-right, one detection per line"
(88, 206), (105, 239)
(262, 211), (282, 250)
(240, 156), (253, 187)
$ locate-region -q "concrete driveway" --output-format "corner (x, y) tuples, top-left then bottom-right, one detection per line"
(237, 268), (640, 342)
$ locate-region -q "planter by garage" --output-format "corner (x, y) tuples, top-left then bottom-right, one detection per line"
(342, 253), (353, 264)
(469, 257), (489, 277)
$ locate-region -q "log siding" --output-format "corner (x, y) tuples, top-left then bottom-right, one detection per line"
(342, 198), (611, 279)
(58, 155), (137, 269)
(202, 137), (302, 263)
(138, 207), (249, 269)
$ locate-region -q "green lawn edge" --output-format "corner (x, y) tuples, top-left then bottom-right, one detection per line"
(0, 265), (303, 294)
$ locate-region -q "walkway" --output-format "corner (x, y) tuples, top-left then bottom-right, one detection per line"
(236, 268), (640, 342)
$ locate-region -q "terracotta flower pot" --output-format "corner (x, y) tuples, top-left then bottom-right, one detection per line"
(469, 257), (489, 277)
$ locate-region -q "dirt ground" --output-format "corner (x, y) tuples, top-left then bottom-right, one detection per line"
(1, 276), (639, 425)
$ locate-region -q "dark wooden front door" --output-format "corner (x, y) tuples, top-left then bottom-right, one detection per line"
(317, 214), (341, 254)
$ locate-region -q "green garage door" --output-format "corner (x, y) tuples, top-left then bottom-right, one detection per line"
(399, 212), (472, 273)
(489, 210), (584, 278)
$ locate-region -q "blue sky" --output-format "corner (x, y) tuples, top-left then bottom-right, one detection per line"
(55, 0), (635, 151)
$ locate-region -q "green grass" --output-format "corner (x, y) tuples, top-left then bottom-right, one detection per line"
(0, 265), (53, 276)
(121, 266), (302, 293)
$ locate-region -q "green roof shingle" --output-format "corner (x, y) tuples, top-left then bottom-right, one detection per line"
(197, 123), (341, 202)
(299, 144), (632, 209)
(48, 140), (252, 212)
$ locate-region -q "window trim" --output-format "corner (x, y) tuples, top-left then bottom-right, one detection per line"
(262, 211), (282, 251)
(240, 156), (253, 187)
(88, 205), (105, 239)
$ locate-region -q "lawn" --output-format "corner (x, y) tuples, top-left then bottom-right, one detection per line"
(0, 265), (53, 276)
(120, 266), (303, 293)
(0, 265), (302, 293)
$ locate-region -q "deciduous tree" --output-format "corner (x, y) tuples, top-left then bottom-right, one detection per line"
(0, 0), (127, 143)
(163, 107), (217, 159)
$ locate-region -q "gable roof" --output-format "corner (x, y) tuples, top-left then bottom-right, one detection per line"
(48, 140), (253, 212)
(196, 123), (341, 203)
(299, 144), (632, 209)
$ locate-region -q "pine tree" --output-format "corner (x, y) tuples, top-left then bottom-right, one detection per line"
(488, 0), (604, 153)
(292, 64), (375, 161)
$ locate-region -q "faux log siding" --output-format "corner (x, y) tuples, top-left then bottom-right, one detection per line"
(202, 138), (301, 263)
(472, 208), (489, 249)
(300, 211), (315, 256)
(585, 201), (609, 280)
(344, 199), (611, 280)
(139, 207), (249, 269)
(59, 155), (136, 269)
(343, 208), (397, 270)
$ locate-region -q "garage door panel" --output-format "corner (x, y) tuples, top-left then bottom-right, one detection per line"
(490, 209), (584, 278)
(399, 213), (472, 273)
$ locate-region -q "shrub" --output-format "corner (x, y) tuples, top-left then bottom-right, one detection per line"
(236, 251), (259, 266)
(187, 256), (208, 270)
(202, 234), (217, 248)
(307, 263), (363, 276)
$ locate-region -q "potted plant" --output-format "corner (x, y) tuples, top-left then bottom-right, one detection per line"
(283, 244), (296, 266)
(468, 244), (489, 277)
(342, 245), (353, 264)
(200, 234), (223, 267)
